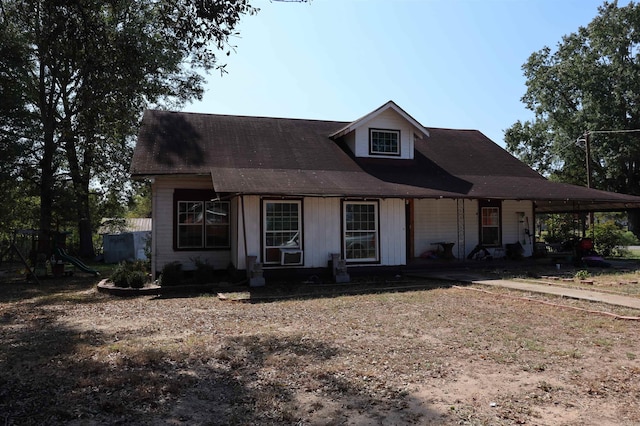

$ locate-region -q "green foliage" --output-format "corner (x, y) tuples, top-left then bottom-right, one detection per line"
(593, 220), (638, 257)
(159, 262), (183, 287)
(541, 213), (638, 257)
(540, 214), (583, 244)
(128, 270), (147, 289)
(111, 262), (132, 288)
(110, 261), (150, 288)
(192, 258), (215, 284)
(0, 0), (256, 256)
(126, 181), (152, 219)
(575, 270), (590, 280)
(505, 2), (640, 195)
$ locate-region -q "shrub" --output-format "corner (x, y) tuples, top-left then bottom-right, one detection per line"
(193, 258), (215, 284)
(159, 262), (182, 286)
(575, 270), (590, 280)
(110, 261), (150, 288)
(593, 220), (638, 257)
(128, 270), (147, 288)
(111, 262), (131, 287)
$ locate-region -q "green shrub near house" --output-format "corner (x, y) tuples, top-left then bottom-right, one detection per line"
(110, 261), (150, 288)
(593, 220), (639, 257)
(158, 261), (183, 287)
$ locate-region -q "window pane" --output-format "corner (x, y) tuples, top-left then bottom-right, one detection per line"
(264, 201), (301, 264)
(370, 130), (399, 154)
(204, 201), (230, 248)
(177, 200), (230, 249)
(482, 207), (499, 226)
(480, 207), (500, 246)
(481, 227), (500, 246)
(179, 201), (203, 224)
(344, 202), (378, 261)
(178, 201), (203, 248)
(206, 201), (229, 225)
(179, 224), (203, 248)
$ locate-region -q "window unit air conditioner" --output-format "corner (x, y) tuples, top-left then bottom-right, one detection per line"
(280, 248), (303, 266)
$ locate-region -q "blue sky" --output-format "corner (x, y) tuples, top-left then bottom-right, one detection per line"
(185, 0), (628, 148)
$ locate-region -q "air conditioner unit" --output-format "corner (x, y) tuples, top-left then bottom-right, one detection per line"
(280, 248), (303, 266)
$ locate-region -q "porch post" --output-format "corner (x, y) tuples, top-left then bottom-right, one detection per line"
(456, 199), (466, 259)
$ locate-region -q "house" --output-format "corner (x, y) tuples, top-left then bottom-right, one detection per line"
(130, 101), (640, 280)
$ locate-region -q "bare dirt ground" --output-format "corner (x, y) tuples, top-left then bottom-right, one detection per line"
(1, 268), (640, 425)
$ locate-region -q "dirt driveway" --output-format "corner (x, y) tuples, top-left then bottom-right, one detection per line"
(1, 274), (639, 425)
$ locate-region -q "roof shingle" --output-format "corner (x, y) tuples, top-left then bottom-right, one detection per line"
(131, 109), (640, 212)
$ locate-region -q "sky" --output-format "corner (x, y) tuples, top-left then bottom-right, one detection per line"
(184, 0), (631, 148)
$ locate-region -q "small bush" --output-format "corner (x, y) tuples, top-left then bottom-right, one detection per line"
(159, 262), (183, 286)
(593, 220), (638, 257)
(128, 270), (147, 289)
(575, 270), (590, 280)
(193, 258), (215, 284)
(110, 261), (150, 288)
(111, 262), (132, 288)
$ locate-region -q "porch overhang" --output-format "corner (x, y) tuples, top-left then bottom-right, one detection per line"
(209, 167), (640, 214)
(534, 199), (640, 214)
(209, 167), (460, 199)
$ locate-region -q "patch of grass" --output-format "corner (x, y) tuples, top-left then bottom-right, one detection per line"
(2, 275), (640, 424)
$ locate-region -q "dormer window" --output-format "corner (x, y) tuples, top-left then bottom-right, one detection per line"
(369, 129), (400, 156)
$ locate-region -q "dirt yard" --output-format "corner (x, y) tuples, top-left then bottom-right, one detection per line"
(1, 271), (640, 425)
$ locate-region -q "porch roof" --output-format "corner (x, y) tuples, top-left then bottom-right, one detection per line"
(209, 167), (640, 213)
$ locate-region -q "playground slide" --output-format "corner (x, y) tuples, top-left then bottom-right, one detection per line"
(54, 247), (99, 276)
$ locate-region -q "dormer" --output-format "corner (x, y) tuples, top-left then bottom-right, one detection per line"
(330, 101), (429, 160)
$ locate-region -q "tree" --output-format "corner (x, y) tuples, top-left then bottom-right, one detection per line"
(505, 1), (640, 194)
(0, 0), (256, 258)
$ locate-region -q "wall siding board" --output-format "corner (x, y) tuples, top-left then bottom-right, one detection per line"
(501, 200), (534, 257)
(413, 199), (458, 257)
(152, 173), (533, 273)
(465, 199), (479, 256)
(379, 198), (406, 265)
(153, 176), (231, 274)
(353, 109), (415, 159)
(303, 198), (341, 268)
(235, 195), (261, 270)
(413, 199), (533, 259)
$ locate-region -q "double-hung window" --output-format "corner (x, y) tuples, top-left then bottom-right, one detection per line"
(369, 129), (400, 156)
(479, 200), (501, 247)
(176, 193), (230, 249)
(263, 200), (302, 265)
(343, 201), (379, 262)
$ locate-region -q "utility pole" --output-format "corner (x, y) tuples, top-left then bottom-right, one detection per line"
(584, 130), (592, 188)
(583, 130), (593, 238)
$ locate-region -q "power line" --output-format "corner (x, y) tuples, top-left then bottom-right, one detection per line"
(576, 128), (640, 189)
(585, 128), (640, 135)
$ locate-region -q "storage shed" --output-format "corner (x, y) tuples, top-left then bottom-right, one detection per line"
(100, 218), (152, 264)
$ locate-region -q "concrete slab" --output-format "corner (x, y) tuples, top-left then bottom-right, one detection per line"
(411, 272), (640, 311)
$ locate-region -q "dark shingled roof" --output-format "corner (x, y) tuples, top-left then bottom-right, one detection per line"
(131, 109), (640, 212)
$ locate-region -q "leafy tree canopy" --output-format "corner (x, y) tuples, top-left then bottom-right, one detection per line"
(505, 1), (640, 195)
(0, 0), (256, 257)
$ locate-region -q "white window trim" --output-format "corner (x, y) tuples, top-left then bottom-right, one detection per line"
(177, 201), (203, 249)
(369, 128), (401, 156)
(263, 200), (303, 265)
(343, 201), (379, 262)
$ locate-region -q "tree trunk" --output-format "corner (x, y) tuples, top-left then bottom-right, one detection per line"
(37, 62), (56, 258)
(63, 121), (96, 259)
(76, 183), (95, 259)
(628, 209), (640, 239)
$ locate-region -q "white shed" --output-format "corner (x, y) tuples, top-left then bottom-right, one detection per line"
(100, 218), (152, 264)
